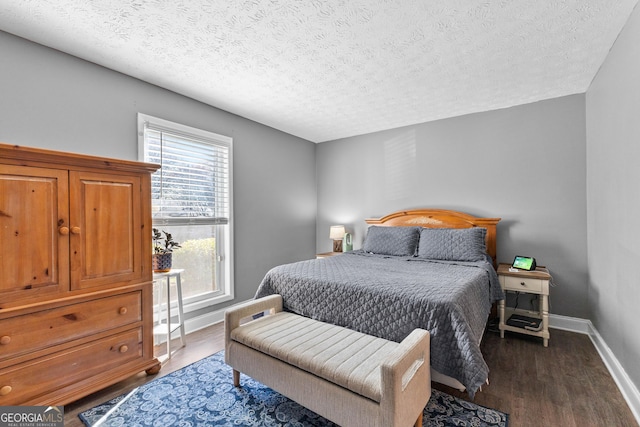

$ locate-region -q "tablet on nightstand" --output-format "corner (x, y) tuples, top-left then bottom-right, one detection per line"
(512, 256), (537, 271)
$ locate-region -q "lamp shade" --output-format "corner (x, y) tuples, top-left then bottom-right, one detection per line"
(329, 225), (346, 240)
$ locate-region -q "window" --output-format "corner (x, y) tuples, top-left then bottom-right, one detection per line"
(138, 113), (233, 309)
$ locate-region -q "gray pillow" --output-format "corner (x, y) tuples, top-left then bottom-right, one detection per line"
(417, 227), (487, 261)
(362, 226), (421, 256)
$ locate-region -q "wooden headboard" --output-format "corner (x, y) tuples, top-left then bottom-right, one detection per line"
(365, 209), (501, 266)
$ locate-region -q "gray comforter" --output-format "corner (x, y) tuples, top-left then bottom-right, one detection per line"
(255, 250), (503, 397)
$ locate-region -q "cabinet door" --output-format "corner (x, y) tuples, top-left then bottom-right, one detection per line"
(0, 165), (70, 301)
(69, 171), (142, 290)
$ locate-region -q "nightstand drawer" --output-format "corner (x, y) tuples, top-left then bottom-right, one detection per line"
(502, 276), (543, 293)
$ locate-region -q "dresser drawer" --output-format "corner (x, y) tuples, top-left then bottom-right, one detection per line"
(0, 328), (143, 405)
(502, 275), (543, 293)
(0, 292), (141, 361)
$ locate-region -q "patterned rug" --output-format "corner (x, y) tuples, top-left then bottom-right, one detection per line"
(79, 351), (508, 427)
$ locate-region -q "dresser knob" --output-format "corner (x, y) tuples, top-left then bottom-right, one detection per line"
(0, 385), (12, 396)
(0, 336), (10, 345)
(119, 307), (128, 315)
(520, 282), (526, 286)
(70, 226), (81, 235)
(119, 345), (128, 353)
(58, 226), (70, 235)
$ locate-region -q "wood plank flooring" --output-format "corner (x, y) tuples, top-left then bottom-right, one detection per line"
(63, 323), (638, 427)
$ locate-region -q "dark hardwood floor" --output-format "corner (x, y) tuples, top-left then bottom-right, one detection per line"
(64, 323), (638, 427)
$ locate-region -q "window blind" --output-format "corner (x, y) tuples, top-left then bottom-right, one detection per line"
(144, 124), (230, 226)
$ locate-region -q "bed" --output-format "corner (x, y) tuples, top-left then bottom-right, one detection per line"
(255, 209), (502, 397)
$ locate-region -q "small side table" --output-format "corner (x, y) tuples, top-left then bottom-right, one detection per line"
(153, 269), (186, 360)
(497, 263), (551, 347)
(316, 251), (342, 259)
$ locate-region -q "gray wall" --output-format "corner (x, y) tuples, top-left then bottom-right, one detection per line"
(0, 30), (317, 312)
(586, 4), (640, 393)
(317, 95), (588, 318)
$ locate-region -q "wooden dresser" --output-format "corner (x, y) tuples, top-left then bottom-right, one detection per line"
(0, 143), (161, 405)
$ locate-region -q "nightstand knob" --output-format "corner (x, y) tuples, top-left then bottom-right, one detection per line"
(119, 345), (128, 353)
(520, 282), (526, 286)
(0, 385), (12, 396)
(119, 307), (128, 315)
(0, 336), (10, 345)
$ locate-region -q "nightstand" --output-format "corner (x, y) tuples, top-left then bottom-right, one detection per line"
(497, 263), (551, 347)
(316, 251), (341, 259)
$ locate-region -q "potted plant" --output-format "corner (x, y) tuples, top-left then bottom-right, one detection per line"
(152, 228), (181, 272)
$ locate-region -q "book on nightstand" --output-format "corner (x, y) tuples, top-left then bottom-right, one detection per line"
(506, 314), (542, 331)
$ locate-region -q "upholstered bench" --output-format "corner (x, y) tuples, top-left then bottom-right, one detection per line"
(224, 294), (431, 427)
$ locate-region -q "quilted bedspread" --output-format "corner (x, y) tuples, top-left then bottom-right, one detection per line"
(255, 250), (503, 397)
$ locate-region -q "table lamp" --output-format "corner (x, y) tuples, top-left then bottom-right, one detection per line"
(329, 225), (346, 252)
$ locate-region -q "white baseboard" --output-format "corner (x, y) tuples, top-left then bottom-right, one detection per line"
(183, 298), (251, 335)
(548, 313), (591, 334)
(549, 314), (640, 425)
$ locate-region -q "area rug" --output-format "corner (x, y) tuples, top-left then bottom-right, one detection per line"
(79, 351), (508, 427)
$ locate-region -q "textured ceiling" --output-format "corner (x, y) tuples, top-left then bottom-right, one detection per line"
(0, 1), (638, 143)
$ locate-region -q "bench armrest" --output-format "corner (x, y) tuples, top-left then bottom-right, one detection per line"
(224, 295), (283, 355)
(380, 328), (431, 426)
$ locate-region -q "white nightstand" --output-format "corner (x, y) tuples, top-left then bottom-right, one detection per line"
(497, 263), (551, 347)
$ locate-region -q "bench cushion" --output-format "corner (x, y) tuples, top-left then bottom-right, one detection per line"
(231, 312), (399, 402)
